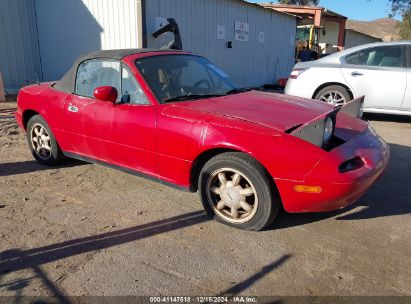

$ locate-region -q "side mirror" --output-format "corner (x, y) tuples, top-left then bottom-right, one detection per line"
(94, 86), (118, 103)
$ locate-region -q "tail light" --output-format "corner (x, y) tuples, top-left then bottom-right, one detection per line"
(290, 68), (309, 79)
(278, 78), (288, 87)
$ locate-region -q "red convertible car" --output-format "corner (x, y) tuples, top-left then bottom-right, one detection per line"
(15, 49), (389, 231)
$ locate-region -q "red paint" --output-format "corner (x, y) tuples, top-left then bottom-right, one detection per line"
(15, 51), (389, 214)
(94, 86), (118, 103)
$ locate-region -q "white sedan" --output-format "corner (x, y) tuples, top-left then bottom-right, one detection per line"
(285, 42), (411, 116)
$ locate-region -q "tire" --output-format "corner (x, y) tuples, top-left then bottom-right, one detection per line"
(198, 152), (280, 231)
(314, 85), (351, 106)
(26, 115), (66, 165)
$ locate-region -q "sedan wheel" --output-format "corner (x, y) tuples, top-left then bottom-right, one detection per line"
(207, 168), (258, 224)
(314, 85), (351, 106)
(318, 90), (347, 106)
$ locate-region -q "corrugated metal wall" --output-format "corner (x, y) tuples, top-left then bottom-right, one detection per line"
(34, 0), (141, 81)
(0, 0), (42, 93)
(0, 0), (295, 91)
(145, 0), (296, 87)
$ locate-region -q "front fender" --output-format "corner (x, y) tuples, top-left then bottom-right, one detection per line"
(202, 116), (326, 182)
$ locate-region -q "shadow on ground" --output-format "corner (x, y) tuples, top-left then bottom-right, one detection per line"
(0, 211), (210, 275)
(364, 113), (411, 124)
(0, 160), (86, 177)
(0, 211), (209, 302)
(219, 254), (291, 296)
(0, 210), (291, 301)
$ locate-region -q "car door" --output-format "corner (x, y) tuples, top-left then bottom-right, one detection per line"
(106, 65), (157, 175)
(340, 45), (407, 110)
(64, 60), (157, 175)
(64, 59), (121, 161)
(402, 45), (411, 111)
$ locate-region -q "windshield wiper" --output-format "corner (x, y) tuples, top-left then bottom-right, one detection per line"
(163, 94), (225, 103)
(224, 87), (253, 95)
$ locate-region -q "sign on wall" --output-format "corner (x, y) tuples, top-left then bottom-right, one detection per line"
(234, 21), (249, 42)
(217, 25), (226, 40)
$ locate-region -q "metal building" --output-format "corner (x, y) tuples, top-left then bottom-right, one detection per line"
(0, 0), (296, 93)
(344, 29), (383, 49)
(0, 0), (42, 93)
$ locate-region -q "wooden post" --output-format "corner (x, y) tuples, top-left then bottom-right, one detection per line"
(337, 18), (346, 51)
(0, 71), (6, 102)
(314, 9), (322, 27)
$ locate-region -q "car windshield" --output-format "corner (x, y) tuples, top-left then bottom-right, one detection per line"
(135, 54), (240, 103)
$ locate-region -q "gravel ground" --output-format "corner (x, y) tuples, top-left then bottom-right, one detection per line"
(0, 101), (410, 301)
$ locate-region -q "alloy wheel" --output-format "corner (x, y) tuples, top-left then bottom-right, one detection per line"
(207, 168), (258, 224)
(319, 90), (347, 106)
(30, 123), (52, 160)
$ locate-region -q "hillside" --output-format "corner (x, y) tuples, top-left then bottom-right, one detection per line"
(346, 18), (400, 41)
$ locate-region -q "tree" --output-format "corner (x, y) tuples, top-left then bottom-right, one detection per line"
(398, 12), (411, 39)
(388, 0), (411, 16)
(388, 0), (411, 39)
(277, 0), (320, 6)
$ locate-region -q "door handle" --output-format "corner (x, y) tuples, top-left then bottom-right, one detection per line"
(351, 71), (363, 77)
(68, 105), (78, 113)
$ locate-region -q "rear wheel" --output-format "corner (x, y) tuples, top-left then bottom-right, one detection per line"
(26, 115), (66, 165)
(314, 85), (351, 106)
(198, 152), (280, 231)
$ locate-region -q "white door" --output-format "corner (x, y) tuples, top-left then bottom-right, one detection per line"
(402, 46), (411, 111)
(340, 45), (407, 110)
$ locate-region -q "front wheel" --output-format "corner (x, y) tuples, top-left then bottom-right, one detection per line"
(26, 115), (66, 165)
(198, 152), (280, 231)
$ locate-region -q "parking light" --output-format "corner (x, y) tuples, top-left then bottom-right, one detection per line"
(293, 185), (323, 193)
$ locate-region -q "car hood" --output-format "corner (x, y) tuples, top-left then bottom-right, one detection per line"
(171, 91), (334, 132)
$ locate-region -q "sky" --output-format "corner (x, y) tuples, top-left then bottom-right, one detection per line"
(248, 0), (397, 21)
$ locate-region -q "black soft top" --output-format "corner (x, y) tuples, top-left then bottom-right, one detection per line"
(54, 48), (183, 93)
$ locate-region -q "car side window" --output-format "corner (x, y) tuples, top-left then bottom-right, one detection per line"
(358, 46), (403, 68)
(121, 66), (149, 105)
(75, 60), (121, 99)
(345, 52), (359, 65)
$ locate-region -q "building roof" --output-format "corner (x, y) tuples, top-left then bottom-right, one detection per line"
(261, 3), (347, 20)
(345, 28), (383, 41)
(346, 18), (400, 42)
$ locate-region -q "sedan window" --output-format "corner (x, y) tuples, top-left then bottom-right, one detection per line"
(75, 60), (121, 99)
(345, 52), (359, 65)
(358, 46), (403, 68)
